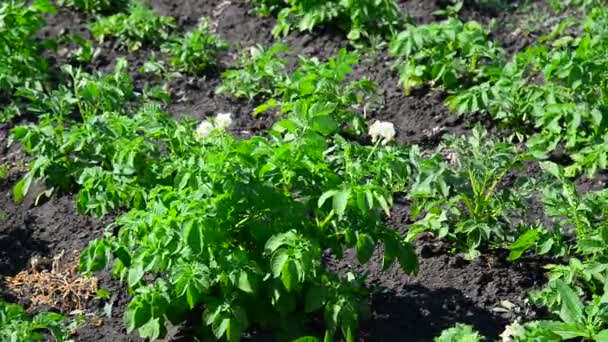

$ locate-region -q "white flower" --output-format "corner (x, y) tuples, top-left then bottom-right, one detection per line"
(500, 321), (524, 342)
(368, 120), (396, 145)
(195, 121), (215, 141)
(214, 112), (233, 130)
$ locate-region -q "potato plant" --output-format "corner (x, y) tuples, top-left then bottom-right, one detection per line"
(161, 19), (227, 75)
(249, 0), (404, 41)
(57, 0), (127, 13)
(12, 52), (417, 340)
(255, 48), (377, 137)
(0, 0), (54, 101)
(217, 43), (289, 100)
(447, 7), (608, 177)
(91, 1), (175, 51)
(406, 127), (538, 259)
(390, 18), (505, 95)
(0, 300), (69, 342)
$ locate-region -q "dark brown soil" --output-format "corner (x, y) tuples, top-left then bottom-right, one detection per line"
(332, 202), (549, 341)
(0, 0), (564, 341)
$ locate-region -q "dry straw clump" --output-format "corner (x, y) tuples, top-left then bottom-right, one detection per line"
(5, 250), (98, 312)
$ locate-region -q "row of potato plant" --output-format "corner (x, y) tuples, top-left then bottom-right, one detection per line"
(12, 45), (420, 340)
(382, 4), (608, 341)
(248, 0), (404, 42)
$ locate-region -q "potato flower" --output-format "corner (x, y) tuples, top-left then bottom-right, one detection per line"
(214, 112), (233, 130)
(195, 121), (215, 141)
(369, 120), (396, 145)
(500, 321), (524, 342)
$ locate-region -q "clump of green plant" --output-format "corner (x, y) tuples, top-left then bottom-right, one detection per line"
(13, 47), (415, 340)
(511, 162), (608, 341)
(0, 300), (69, 341)
(256, 49), (377, 137)
(0, 0), (54, 99)
(448, 7), (608, 177)
(406, 126), (537, 259)
(217, 43), (288, 100)
(550, 0), (604, 12)
(0, 165), (9, 180)
(161, 18), (227, 75)
(390, 18), (505, 95)
(11, 60), (136, 207)
(57, 0), (127, 13)
(435, 324), (484, 342)
(91, 1), (175, 51)
(527, 280), (608, 341)
(249, 0), (404, 41)
(78, 116), (417, 340)
(57, 109), (417, 341)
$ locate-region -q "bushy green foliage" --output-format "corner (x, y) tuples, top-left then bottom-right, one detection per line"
(57, 0), (127, 13)
(91, 1), (174, 51)
(0, 301), (69, 341)
(0, 0), (54, 98)
(14, 54), (416, 341)
(435, 324), (484, 342)
(390, 18), (504, 95)
(77, 116), (417, 340)
(11, 60), (135, 206)
(406, 127), (536, 259)
(217, 43), (288, 100)
(447, 7), (608, 177)
(550, 0), (604, 12)
(161, 19), (227, 75)
(256, 49), (377, 137)
(249, 0), (403, 41)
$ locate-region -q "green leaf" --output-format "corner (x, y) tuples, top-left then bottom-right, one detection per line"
(226, 308), (248, 342)
(374, 191), (391, 216)
(396, 240), (418, 274)
(212, 318), (230, 339)
(355, 233), (374, 264)
(128, 263), (145, 288)
(184, 220), (203, 254)
(556, 281), (584, 326)
(281, 259), (298, 291)
(254, 99), (278, 117)
(318, 190), (338, 208)
(543, 321), (588, 339)
(382, 235), (398, 270)
(271, 249), (289, 278)
(114, 246), (132, 267)
(34, 0), (56, 13)
(305, 285), (328, 313)
(593, 329), (608, 342)
(311, 115), (339, 136)
(138, 317), (162, 340)
(265, 231), (295, 254)
(13, 176), (32, 203)
(508, 229), (539, 261)
(79, 240), (106, 274)
(294, 337), (321, 342)
(186, 285), (201, 309)
(540, 161), (564, 180)
(333, 188), (351, 218)
(595, 329), (608, 342)
(126, 300), (151, 332)
(238, 271), (254, 293)
(578, 239), (605, 254)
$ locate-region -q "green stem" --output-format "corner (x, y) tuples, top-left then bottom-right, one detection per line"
(366, 140), (382, 163)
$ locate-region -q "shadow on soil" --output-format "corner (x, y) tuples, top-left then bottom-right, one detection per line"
(361, 285), (507, 341)
(0, 227), (50, 276)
